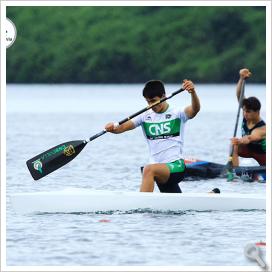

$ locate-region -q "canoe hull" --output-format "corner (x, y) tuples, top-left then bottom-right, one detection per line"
(184, 159), (266, 181)
(10, 189), (265, 214)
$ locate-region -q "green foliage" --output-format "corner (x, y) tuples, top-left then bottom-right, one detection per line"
(7, 6), (265, 83)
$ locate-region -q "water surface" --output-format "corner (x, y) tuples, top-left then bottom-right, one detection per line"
(6, 84), (266, 267)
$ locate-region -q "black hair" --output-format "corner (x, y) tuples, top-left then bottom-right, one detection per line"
(143, 80), (165, 98)
(242, 96), (261, 111)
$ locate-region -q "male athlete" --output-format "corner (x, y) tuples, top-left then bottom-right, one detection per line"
(105, 79), (200, 193)
(231, 68), (266, 166)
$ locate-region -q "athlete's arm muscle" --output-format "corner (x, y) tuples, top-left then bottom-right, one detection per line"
(238, 126), (266, 144)
(105, 120), (135, 134)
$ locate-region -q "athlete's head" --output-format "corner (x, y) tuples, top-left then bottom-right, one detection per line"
(242, 97), (261, 112)
(143, 80), (165, 99)
(242, 97), (261, 120)
(142, 80), (167, 113)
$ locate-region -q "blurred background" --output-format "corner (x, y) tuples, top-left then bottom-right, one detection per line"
(6, 6), (265, 84)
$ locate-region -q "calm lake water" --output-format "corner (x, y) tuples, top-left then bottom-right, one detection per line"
(5, 84), (266, 267)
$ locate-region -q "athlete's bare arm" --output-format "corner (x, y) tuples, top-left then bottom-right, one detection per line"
(236, 68), (252, 101)
(105, 120), (135, 134)
(231, 126), (266, 145)
(183, 79), (200, 119)
(240, 126), (266, 144)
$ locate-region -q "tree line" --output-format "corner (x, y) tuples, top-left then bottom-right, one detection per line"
(7, 6), (266, 83)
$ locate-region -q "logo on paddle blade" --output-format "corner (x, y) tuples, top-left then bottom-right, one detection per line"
(64, 145), (75, 156)
(40, 144), (67, 161)
(33, 159), (43, 174)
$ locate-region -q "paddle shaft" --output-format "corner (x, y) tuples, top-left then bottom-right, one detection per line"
(87, 88), (184, 142)
(228, 79), (246, 163)
(27, 87), (184, 180)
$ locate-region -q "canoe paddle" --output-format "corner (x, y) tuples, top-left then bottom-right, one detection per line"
(224, 78), (246, 179)
(26, 88), (184, 180)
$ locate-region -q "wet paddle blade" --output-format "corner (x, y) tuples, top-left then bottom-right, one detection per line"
(26, 140), (87, 180)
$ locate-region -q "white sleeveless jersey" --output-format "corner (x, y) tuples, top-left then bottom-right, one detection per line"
(132, 106), (189, 163)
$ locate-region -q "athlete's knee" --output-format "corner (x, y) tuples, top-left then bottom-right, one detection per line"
(143, 165), (155, 177)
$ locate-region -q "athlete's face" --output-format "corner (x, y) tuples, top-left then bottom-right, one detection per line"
(145, 96), (165, 113)
(242, 106), (259, 121)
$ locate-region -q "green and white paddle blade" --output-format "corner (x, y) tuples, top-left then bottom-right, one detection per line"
(26, 140), (87, 180)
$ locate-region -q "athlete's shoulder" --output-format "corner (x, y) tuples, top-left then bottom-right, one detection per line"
(253, 119), (266, 130)
(168, 106), (189, 121)
(141, 109), (155, 121)
(131, 109), (151, 126)
(166, 106), (183, 114)
(260, 119), (266, 126)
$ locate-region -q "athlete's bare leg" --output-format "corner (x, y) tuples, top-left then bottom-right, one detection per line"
(140, 164), (170, 192)
(232, 145), (239, 167)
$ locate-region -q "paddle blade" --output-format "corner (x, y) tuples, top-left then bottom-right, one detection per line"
(26, 140), (87, 180)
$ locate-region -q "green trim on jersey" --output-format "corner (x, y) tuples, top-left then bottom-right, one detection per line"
(143, 118), (181, 140)
(261, 138), (266, 152)
(166, 159), (185, 174)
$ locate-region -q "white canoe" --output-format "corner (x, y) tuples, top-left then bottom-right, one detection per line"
(10, 189), (265, 214)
